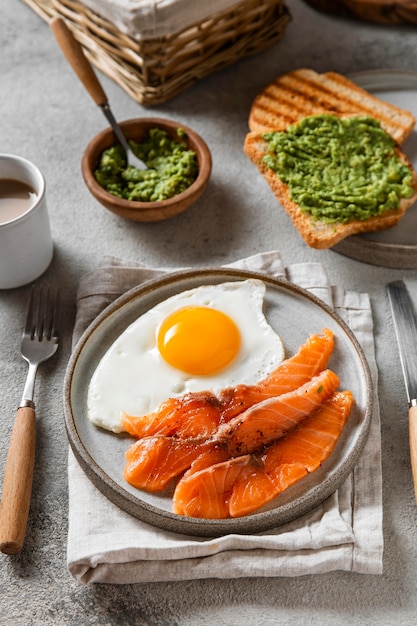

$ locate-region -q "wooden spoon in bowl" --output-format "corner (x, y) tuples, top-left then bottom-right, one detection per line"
(49, 16), (146, 171)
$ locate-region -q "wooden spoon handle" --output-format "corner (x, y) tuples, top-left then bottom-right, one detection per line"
(49, 16), (107, 107)
(0, 406), (36, 554)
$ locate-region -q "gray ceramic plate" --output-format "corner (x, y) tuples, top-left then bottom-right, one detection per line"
(64, 268), (372, 537)
(333, 70), (417, 268)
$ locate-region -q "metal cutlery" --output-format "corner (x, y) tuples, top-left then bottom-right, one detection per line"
(387, 280), (417, 501)
(0, 286), (60, 554)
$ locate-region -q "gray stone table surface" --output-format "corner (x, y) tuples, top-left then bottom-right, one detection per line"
(2, 0), (417, 623)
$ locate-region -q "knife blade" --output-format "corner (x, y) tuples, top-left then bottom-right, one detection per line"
(387, 280), (417, 501)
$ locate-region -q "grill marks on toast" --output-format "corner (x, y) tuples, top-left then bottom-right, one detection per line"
(249, 69), (415, 144)
(250, 74), (355, 130)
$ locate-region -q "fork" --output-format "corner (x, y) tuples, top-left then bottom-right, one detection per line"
(0, 286), (59, 554)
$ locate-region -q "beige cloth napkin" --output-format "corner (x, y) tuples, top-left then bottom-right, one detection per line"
(80, 0), (245, 40)
(67, 251), (383, 584)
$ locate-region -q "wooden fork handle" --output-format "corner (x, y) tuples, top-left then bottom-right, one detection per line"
(49, 16), (107, 107)
(0, 406), (36, 554)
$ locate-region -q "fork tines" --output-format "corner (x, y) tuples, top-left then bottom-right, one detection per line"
(25, 285), (60, 342)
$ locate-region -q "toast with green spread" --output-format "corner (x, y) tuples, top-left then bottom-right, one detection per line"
(244, 114), (417, 249)
(249, 69), (415, 145)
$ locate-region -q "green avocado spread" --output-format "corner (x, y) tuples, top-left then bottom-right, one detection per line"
(94, 127), (198, 202)
(263, 115), (414, 224)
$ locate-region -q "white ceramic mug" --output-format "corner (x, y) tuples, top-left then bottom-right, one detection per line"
(0, 154), (53, 289)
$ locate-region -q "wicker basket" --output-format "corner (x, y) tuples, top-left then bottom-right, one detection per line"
(23, 0), (291, 106)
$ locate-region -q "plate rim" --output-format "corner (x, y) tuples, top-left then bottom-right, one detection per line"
(333, 68), (417, 268)
(64, 267), (373, 537)
(348, 68), (417, 89)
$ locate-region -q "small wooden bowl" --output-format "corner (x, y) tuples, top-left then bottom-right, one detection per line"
(81, 117), (212, 222)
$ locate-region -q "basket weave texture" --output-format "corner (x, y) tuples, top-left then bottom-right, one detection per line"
(23, 0), (291, 105)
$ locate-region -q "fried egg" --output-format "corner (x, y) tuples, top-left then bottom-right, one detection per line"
(87, 279), (285, 433)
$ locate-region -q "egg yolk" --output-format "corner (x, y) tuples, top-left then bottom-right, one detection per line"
(157, 306), (241, 376)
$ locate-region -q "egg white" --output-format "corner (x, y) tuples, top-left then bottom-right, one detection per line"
(87, 279), (285, 433)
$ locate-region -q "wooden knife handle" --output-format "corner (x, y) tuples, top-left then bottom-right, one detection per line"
(49, 16), (107, 107)
(0, 406), (36, 554)
(409, 404), (417, 502)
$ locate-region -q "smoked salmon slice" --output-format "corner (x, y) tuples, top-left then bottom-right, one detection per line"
(123, 368), (340, 491)
(120, 328), (334, 439)
(123, 437), (227, 492)
(215, 368), (340, 455)
(175, 455), (254, 520)
(121, 392), (222, 440)
(173, 390), (354, 518)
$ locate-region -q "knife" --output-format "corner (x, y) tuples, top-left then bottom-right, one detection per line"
(387, 280), (417, 501)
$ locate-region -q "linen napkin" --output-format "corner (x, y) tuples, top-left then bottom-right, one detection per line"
(80, 0), (249, 40)
(67, 251), (383, 584)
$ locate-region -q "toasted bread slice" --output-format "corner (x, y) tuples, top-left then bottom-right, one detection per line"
(249, 69), (415, 145)
(244, 129), (417, 249)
